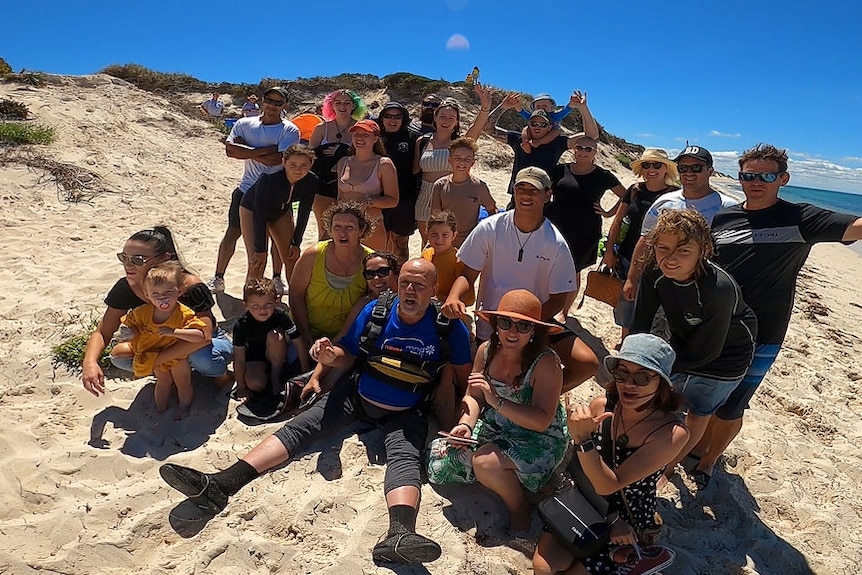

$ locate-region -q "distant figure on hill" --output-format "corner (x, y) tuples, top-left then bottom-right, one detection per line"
(696, 143), (862, 479)
(200, 92), (224, 119)
(241, 94), (260, 117)
(206, 87), (300, 295)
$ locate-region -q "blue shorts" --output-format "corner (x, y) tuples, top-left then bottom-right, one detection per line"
(714, 344), (781, 420)
(671, 373), (742, 417)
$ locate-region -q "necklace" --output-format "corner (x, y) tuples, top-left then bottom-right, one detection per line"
(333, 118), (351, 140)
(514, 225), (536, 262)
(614, 405), (656, 448)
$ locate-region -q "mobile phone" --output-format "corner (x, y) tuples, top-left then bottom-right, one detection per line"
(437, 431), (479, 445)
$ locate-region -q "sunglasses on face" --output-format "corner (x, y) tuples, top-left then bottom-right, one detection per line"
(263, 97), (285, 106)
(640, 162), (665, 170)
(529, 121), (549, 129)
(363, 266), (393, 280)
(381, 113), (403, 120)
(739, 171), (781, 183)
(678, 164), (706, 174)
(575, 145), (595, 152)
(423, 100), (441, 108)
(117, 252), (153, 266)
(496, 316), (535, 334)
(610, 368), (659, 387)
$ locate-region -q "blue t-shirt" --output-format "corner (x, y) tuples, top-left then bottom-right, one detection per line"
(340, 297), (472, 408)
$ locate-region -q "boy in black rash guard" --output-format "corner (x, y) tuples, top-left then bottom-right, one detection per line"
(239, 145), (318, 286)
(631, 209), (756, 489)
(232, 278), (309, 401)
(696, 143), (862, 477)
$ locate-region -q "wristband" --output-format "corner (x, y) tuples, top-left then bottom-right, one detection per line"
(456, 422), (474, 433)
(496, 395), (505, 410)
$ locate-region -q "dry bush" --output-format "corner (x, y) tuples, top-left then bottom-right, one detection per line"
(0, 57), (11, 76)
(0, 148), (113, 202)
(0, 98), (29, 120)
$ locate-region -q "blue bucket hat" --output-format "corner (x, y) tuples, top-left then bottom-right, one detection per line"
(603, 334), (675, 386)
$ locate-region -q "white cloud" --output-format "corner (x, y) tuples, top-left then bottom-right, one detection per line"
(840, 156), (862, 163)
(709, 130), (742, 138)
(637, 133), (655, 138)
(446, 34), (470, 51)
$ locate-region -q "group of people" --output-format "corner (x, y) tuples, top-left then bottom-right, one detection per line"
(80, 82), (862, 573)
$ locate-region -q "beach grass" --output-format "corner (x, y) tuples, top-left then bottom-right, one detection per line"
(0, 121), (56, 144)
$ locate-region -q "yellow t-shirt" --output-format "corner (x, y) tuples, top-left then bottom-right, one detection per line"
(306, 240), (374, 339)
(122, 303), (207, 377)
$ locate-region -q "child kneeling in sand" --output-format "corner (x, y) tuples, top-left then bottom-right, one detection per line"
(232, 278), (309, 402)
(111, 261), (207, 419)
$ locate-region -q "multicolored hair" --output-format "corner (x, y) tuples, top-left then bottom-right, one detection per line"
(321, 89), (367, 122)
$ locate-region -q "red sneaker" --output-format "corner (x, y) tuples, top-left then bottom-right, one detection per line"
(615, 545), (676, 575)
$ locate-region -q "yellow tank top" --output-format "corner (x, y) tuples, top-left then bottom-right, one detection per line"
(306, 240), (373, 339)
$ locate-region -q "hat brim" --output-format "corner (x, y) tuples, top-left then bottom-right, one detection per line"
(477, 310), (565, 334)
(603, 353), (673, 387)
(513, 177), (547, 190)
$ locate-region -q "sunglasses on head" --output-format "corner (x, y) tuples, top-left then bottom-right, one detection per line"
(529, 121), (549, 129)
(363, 266), (393, 280)
(575, 145), (595, 152)
(263, 97), (285, 106)
(117, 252), (153, 266)
(640, 162), (665, 170)
(610, 367), (659, 387)
(739, 171), (782, 183)
(423, 100), (441, 108)
(678, 164), (706, 173)
(381, 113), (403, 120)
(496, 316), (535, 334)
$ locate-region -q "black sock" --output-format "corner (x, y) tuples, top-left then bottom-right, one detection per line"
(212, 459), (259, 496)
(387, 504), (418, 536)
(215, 272), (224, 279)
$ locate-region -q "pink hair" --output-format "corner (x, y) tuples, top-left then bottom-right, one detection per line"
(321, 89), (367, 121)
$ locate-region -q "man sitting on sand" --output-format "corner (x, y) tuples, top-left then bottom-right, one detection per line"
(160, 258), (472, 566)
(694, 143), (862, 479)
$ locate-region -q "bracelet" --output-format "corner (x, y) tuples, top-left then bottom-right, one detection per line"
(607, 514), (620, 526)
(496, 395), (505, 410)
(481, 108), (490, 112)
(456, 422), (474, 433)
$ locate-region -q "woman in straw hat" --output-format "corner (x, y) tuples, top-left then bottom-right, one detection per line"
(427, 289), (570, 531)
(533, 333), (688, 575)
(602, 149), (680, 341)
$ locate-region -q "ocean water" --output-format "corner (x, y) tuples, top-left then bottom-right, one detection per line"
(719, 182), (862, 257)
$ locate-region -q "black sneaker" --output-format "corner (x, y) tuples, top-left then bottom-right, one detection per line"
(159, 463), (228, 515)
(372, 531), (442, 564)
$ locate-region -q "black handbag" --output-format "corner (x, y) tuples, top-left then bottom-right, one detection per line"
(537, 486), (612, 558)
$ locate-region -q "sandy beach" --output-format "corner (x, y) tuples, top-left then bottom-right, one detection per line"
(1, 74), (861, 575)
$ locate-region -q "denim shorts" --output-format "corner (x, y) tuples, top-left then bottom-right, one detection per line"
(715, 344), (781, 420)
(671, 373), (743, 417)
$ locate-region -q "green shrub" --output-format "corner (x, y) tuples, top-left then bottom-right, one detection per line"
(615, 153), (633, 170)
(382, 73), (448, 97)
(4, 72), (46, 87)
(52, 320), (111, 373)
(0, 98), (29, 120)
(101, 63), (210, 93)
(0, 57), (11, 76)
(0, 122), (56, 144)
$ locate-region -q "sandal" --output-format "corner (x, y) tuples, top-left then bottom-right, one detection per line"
(159, 463), (228, 515)
(372, 531), (441, 564)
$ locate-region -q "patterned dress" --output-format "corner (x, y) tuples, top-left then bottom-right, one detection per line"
(427, 349), (569, 493)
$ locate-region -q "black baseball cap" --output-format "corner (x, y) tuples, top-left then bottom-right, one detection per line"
(674, 145), (713, 166)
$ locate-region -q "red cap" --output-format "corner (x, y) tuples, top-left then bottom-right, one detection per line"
(348, 119), (380, 135)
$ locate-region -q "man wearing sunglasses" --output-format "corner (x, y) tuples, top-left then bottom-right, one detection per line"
(207, 87), (300, 294)
(408, 94), (442, 136)
(478, 90), (599, 200)
(695, 143), (862, 477)
(623, 145), (737, 300)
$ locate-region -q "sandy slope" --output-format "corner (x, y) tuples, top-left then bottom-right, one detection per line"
(0, 74), (860, 574)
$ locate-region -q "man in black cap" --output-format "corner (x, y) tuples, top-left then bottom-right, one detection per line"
(622, 145), (737, 300)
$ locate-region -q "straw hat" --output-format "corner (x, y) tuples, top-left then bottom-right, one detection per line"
(477, 289), (564, 334)
(630, 149), (679, 185)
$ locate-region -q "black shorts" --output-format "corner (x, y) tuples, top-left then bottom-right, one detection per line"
(383, 198), (418, 236)
(227, 188), (243, 229)
(316, 179), (338, 199)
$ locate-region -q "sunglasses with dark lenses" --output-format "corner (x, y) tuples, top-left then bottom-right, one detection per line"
(117, 253), (153, 266)
(363, 266), (393, 280)
(610, 368), (659, 387)
(381, 113), (403, 120)
(575, 145), (595, 152)
(496, 316), (535, 334)
(640, 162), (665, 170)
(423, 100), (441, 108)
(529, 121), (549, 129)
(677, 164), (706, 174)
(739, 171), (781, 183)
(263, 97), (285, 106)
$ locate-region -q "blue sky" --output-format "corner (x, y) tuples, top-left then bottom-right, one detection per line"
(3, 0), (862, 194)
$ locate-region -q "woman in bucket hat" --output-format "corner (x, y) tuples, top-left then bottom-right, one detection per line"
(533, 333), (689, 575)
(427, 289), (570, 531)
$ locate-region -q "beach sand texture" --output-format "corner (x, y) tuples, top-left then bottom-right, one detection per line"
(1, 75), (861, 574)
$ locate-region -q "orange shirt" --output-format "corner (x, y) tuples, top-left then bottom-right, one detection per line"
(421, 246), (474, 305)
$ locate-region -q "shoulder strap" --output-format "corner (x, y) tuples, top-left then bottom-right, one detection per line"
(418, 134), (433, 155)
(432, 299), (452, 365)
(358, 289), (397, 354)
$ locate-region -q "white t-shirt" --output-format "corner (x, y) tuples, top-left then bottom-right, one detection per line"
(228, 117), (301, 192)
(641, 189), (739, 235)
(457, 211), (577, 340)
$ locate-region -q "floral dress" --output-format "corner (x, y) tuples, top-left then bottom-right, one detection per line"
(427, 349), (570, 493)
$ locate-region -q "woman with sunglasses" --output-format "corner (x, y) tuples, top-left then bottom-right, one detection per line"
(81, 227), (233, 397)
(533, 333), (689, 575)
(632, 209), (756, 490)
(308, 89), (368, 240)
(427, 289), (570, 532)
(413, 86), (491, 246)
(602, 149), (680, 340)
